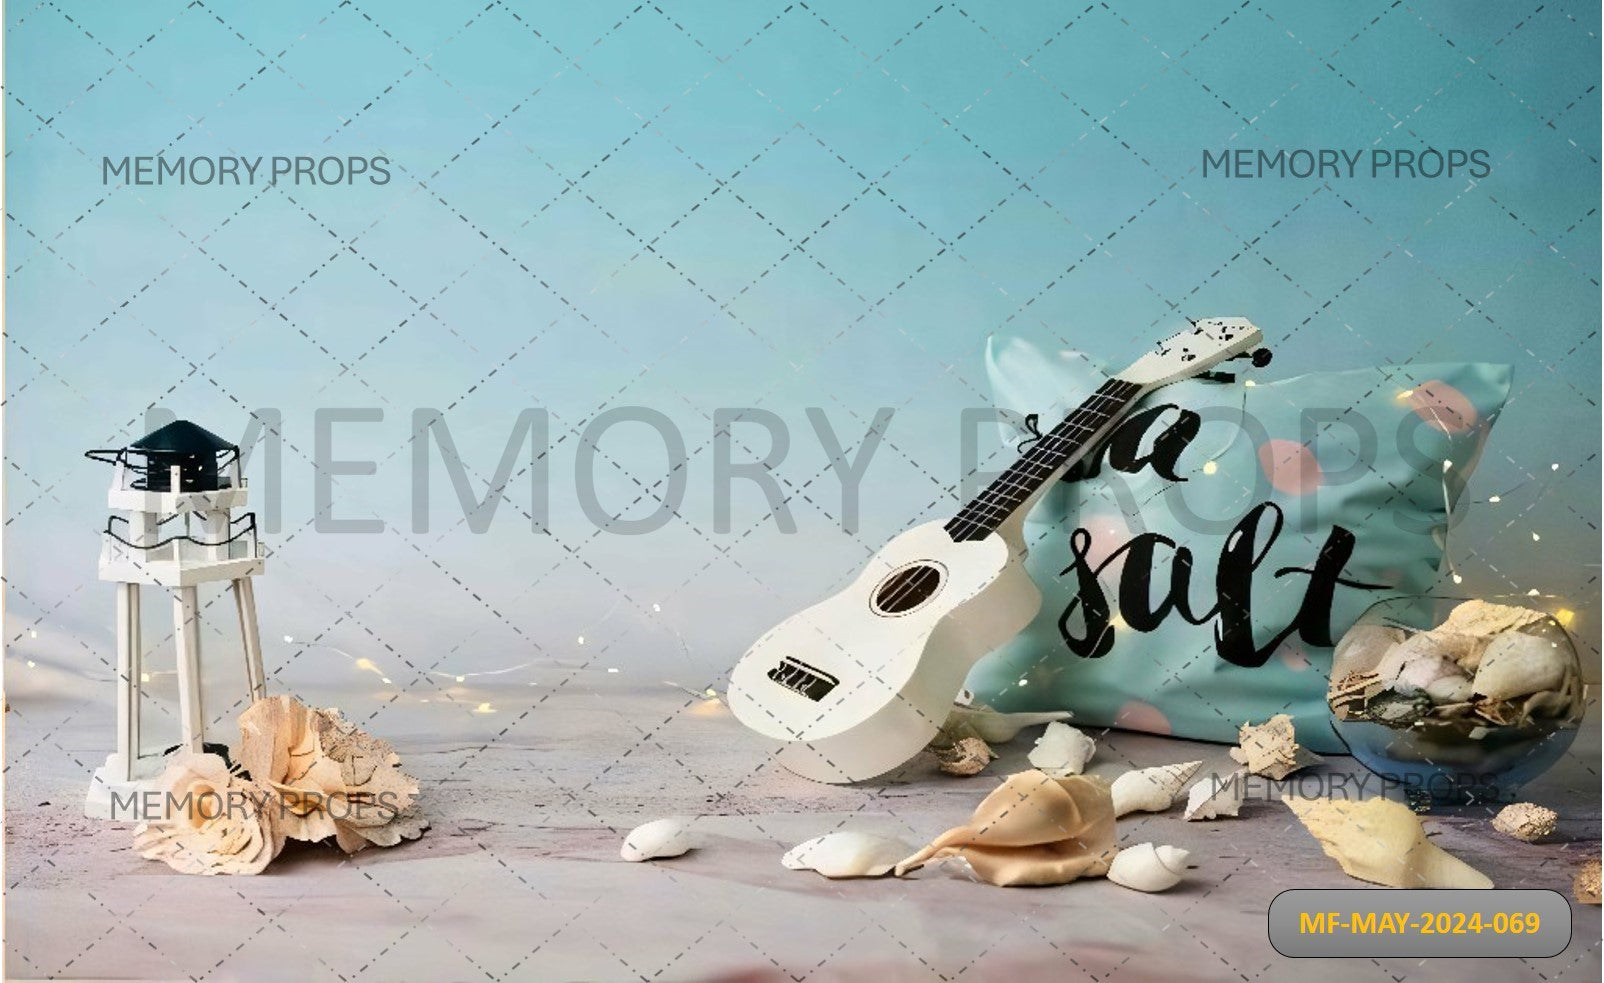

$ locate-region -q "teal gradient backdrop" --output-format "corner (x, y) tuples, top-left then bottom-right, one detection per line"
(6, 2), (1599, 734)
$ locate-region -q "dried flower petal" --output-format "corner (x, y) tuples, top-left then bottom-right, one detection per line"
(134, 753), (283, 876)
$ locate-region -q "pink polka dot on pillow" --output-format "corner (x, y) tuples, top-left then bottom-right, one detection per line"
(1114, 699), (1172, 735)
(1257, 439), (1322, 495)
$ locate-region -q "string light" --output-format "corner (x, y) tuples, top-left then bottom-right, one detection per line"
(606, 667), (619, 674)
(1488, 495), (1501, 503)
(1556, 608), (1576, 628)
(1202, 460), (1218, 475)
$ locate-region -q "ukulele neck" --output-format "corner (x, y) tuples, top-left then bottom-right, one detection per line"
(944, 377), (1145, 543)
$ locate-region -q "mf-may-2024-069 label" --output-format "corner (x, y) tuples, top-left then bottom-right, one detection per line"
(1268, 889), (1573, 958)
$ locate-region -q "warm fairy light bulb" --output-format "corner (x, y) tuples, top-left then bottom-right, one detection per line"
(29, 629), (37, 638)
(474, 702), (495, 714)
(381, 677), (392, 685)
(1551, 463), (1559, 471)
(652, 603), (662, 612)
(1451, 573), (1464, 584)
(1397, 389), (1415, 400)
(1202, 460), (1219, 475)
(1488, 495), (1501, 503)
(1243, 379), (1257, 387)
(455, 675), (466, 683)
(606, 667), (619, 673)
(1555, 608), (1576, 628)
(577, 635), (586, 645)
(1532, 532), (1541, 542)
(141, 672), (151, 683)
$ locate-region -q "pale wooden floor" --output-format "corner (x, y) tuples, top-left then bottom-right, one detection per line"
(6, 685), (1600, 982)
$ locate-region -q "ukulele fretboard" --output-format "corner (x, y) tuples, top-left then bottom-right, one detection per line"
(945, 377), (1143, 542)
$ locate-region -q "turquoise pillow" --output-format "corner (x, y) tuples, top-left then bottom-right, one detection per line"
(964, 336), (1512, 752)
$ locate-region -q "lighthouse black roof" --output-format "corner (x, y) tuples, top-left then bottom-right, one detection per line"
(87, 419), (239, 492)
(129, 419), (237, 454)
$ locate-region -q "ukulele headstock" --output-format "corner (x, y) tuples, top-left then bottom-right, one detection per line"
(1115, 317), (1268, 388)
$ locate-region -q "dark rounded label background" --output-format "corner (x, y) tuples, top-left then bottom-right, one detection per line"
(1268, 889), (1572, 958)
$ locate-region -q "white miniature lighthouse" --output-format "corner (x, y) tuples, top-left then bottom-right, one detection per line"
(83, 420), (268, 819)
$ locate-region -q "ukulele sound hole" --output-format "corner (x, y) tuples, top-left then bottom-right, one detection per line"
(872, 563), (944, 616)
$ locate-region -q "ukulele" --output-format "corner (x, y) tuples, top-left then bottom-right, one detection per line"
(727, 318), (1270, 783)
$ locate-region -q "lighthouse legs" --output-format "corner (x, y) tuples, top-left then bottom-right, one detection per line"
(114, 583), (141, 782)
(234, 577), (266, 703)
(173, 586), (204, 753)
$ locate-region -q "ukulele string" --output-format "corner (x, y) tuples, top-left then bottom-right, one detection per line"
(948, 381), (1136, 542)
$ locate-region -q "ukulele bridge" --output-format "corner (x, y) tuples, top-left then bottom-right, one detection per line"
(767, 656), (839, 702)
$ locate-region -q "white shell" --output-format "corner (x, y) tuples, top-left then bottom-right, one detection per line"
(1373, 634), (1467, 696)
(1027, 722), (1096, 776)
(1110, 761), (1202, 817)
(620, 818), (693, 862)
(1423, 675), (1474, 705)
(1107, 843), (1190, 893)
(1333, 624), (1405, 677)
(782, 831), (912, 878)
(1471, 632), (1572, 702)
(1184, 770), (1247, 821)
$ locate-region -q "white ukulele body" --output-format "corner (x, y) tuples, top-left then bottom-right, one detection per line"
(727, 318), (1266, 783)
(727, 521), (1040, 783)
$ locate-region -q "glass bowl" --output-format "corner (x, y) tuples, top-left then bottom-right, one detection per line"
(1328, 595), (1583, 806)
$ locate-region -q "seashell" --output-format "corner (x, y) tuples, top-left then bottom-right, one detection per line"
(1471, 631), (1572, 702)
(1284, 797), (1492, 889)
(1522, 687), (1576, 720)
(1471, 698), (1523, 727)
(895, 771), (1116, 886)
(1027, 722), (1096, 777)
(1110, 761), (1203, 817)
(782, 831), (912, 878)
(1423, 675), (1474, 705)
(1107, 843), (1190, 893)
(1333, 624), (1405, 677)
(1184, 770), (1247, 821)
(1230, 714), (1323, 780)
(934, 736), (996, 776)
(1575, 857), (1601, 905)
(1327, 670), (1384, 720)
(1490, 803), (1558, 843)
(937, 705), (1073, 746)
(1373, 634), (1468, 697)
(620, 817), (693, 862)
(1433, 599), (1548, 640)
